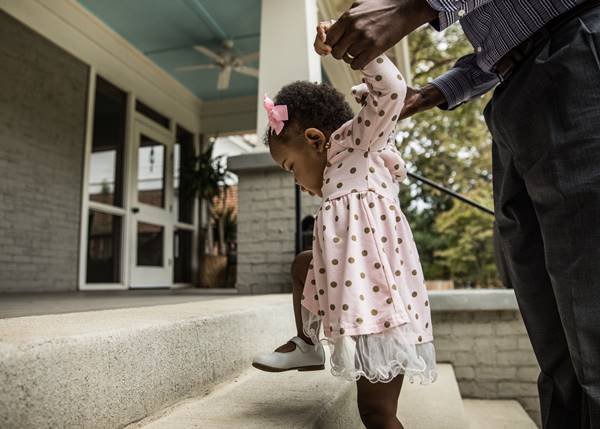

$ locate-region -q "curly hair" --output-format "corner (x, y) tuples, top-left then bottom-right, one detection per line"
(263, 81), (353, 146)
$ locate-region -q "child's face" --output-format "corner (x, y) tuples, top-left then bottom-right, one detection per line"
(269, 127), (328, 198)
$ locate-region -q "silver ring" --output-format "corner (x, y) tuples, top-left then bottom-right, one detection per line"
(345, 52), (355, 60)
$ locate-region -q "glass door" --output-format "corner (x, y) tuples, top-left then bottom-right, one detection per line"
(129, 119), (174, 287)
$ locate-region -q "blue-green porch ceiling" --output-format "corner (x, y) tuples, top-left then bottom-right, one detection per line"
(79, 0), (262, 101)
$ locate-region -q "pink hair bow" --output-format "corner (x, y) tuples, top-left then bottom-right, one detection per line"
(263, 94), (288, 135)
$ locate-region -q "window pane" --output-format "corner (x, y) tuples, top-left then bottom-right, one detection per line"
(174, 126), (195, 224)
(86, 210), (121, 283)
(138, 135), (165, 208)
(88, 77), (126, 207)
(137, 222), (164, 266)
(174, 229), (193, 283)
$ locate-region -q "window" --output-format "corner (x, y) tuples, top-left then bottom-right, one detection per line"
(86, 76), (127, 284)
(86, 211), (121, 283)
(137, 135), (166, 208)
(88, 77), (126, 207)
(174, 126), (195, 224)
(174, 229), (193, 283)
(135, 99), (170, 129)
(137, 222), (164, 266)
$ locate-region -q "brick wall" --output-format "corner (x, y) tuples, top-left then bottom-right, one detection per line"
(0, 11), (89, 292)
(432, 308), (541, 426)
(235, 167), (320, 294)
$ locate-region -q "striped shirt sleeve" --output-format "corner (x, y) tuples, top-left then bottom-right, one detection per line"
(425, 0), (493, 30)
(429, 53), (499, 110)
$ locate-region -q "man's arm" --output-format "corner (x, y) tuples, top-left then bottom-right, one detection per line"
(429, 53), (499, 110)
(399, 53), (499, 118)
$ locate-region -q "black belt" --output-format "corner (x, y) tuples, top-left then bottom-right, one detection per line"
(494, 0), (600, 82)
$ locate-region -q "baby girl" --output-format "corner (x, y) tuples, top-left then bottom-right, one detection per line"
(252, 20), (436, 428)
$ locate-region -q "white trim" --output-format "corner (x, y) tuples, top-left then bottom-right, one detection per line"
(129, 119), (175, 288)
(80, 69), (130, 291)
(88, 201), (127, 217)
(78, 67), (96, 290)
(175, 223), (196, 231)
(0, 0), (202, 131)
(121, 93), (136, 290)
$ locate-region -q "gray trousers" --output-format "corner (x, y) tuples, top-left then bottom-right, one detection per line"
(483, 7), (600, 429)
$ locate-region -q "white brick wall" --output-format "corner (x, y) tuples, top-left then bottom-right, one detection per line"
(432, 309), (541, 426)
(235, 166), (320, 294)
(0, 11), (88, 292)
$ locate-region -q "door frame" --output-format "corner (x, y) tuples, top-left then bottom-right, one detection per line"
(128, 115), (175, 288)
(79, 69), (200, 290)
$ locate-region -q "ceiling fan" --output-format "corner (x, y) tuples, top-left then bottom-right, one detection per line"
(176, 40), (259, 91)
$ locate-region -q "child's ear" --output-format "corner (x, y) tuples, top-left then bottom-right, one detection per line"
(304, 128), (327, 152)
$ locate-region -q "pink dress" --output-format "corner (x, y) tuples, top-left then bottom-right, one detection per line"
(301, 55), (436, 384)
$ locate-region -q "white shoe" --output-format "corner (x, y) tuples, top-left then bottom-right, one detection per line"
(252, 336), (325, 372)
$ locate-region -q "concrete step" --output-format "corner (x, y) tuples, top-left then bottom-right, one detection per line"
(398, 364), (468, 429)
(464, 399), (538, 429)
(0, 294), (296, 429)
(128, 364), (466, 429)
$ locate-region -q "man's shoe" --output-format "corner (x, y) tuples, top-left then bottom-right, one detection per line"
(252, 336), (325, 372)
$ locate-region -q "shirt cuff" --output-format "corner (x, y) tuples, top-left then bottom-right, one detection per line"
(429, 68), (471, 110)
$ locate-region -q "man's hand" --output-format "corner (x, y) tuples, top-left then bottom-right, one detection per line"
(314, 20), (335, 56)
(400, 84), (446, 119)
(326, 0), (438, 70)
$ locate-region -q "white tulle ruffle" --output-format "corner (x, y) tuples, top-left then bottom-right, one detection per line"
(301, 306), (437, 385)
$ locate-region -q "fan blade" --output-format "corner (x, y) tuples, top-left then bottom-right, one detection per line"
(237, 51), (259, 63)
(176, 64), (218, 72)
(234, 66), (259, 78)
(217, 66), (232, 90)
(193, 45), (224, 63)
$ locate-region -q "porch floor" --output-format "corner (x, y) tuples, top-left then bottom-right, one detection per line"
(0, 288), (242, 319)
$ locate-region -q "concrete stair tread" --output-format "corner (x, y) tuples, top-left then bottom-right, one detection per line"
(464, 399), (537, 429)
(127, 366), (356, 429)
(399, 364), (467, 429)
(129, 364), (467, 429)
(0, 294), (298, 428)
(0, 294), (285, 342)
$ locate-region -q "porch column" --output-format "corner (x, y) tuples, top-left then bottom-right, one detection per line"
(255, 0), (322, 145)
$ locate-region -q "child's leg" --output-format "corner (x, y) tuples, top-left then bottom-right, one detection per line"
(356, 374), (405, 429)
(274, 250), (314, 352)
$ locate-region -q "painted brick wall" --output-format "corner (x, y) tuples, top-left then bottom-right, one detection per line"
(236, 168), (320, 294)
(432, 309), (541, 426)
(0, 11), (89, 292)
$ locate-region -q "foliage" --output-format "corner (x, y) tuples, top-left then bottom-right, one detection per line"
(181, 142), (234, 256)
(397, 24), (498, 286)
(181, 142), (230, 205)
(434, 189), (499, 287)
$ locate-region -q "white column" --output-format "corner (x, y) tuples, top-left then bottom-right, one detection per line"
(394, 38), (413, 86)
(256, 0), (322, 147)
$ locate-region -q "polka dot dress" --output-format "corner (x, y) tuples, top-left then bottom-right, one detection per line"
(300, 55), (436, 384)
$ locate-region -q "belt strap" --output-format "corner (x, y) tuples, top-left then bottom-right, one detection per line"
(495, 0), (600, 81)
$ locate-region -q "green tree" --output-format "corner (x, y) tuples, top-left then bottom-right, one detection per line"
(397, 25), (498, 286)
(434, 189), (499, 287)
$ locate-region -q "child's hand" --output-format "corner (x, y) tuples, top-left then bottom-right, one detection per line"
(314, 20), (335, 56)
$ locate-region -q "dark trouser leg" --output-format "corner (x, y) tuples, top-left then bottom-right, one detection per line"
(485, 8), (600, 428)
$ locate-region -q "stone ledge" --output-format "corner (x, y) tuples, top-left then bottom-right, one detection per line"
(228, 151), (278, 173)
(429, 289), (518, 312)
